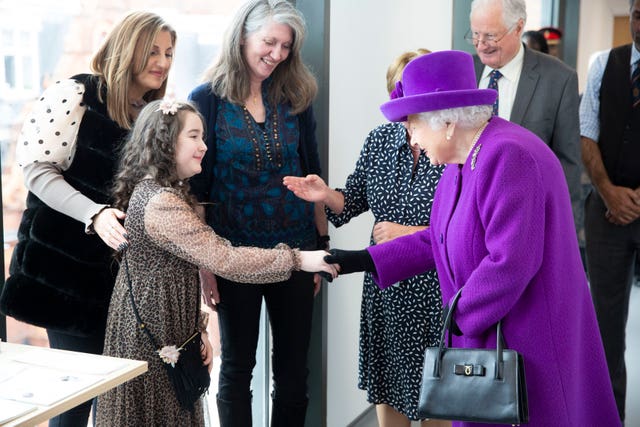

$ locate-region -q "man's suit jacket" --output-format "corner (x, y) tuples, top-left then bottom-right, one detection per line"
(474, 46), (582, 231)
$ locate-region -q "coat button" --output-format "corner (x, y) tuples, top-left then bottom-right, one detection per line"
(440, 234), (444, 243)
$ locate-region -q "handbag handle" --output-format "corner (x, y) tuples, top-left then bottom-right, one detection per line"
(434, 288), (506, 380)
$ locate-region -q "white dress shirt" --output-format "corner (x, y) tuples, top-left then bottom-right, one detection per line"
(478, 43), (525, 121)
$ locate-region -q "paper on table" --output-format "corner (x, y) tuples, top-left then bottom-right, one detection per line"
(0, 366), (102, 406)
(0, 360), (27, 383)
(7, 347), (128, 375)
(0, 399), (37, 424)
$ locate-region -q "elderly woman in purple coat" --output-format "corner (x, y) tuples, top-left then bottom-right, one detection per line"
(322, 50), (620, 426)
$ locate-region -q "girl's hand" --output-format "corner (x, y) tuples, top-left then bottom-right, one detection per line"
(299, 250), (339, 279)
(200, 331), (214, 374)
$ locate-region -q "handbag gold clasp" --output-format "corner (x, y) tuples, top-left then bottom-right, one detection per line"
(454, 363), (486, 376)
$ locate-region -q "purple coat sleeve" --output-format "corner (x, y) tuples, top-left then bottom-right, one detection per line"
(367, 228), (435, 289)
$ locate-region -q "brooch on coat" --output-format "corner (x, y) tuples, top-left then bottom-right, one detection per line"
(471, 144), (482, 170)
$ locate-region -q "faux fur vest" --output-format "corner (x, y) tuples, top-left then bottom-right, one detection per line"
(1, 74), (127, 338)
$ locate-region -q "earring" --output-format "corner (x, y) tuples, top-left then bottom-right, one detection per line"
(445, 122), (454, 141)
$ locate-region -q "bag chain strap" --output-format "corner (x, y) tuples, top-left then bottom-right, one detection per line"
(123, 251), (200, 350)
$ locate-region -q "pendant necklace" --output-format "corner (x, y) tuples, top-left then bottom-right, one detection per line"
(242, 104), (283, 170)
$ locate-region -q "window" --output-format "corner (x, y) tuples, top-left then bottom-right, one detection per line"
(0, 3), (270, 426)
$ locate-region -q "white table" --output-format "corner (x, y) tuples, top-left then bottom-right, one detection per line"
(0, 341), (147, 426)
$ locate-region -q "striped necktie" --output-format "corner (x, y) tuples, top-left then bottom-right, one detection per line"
(488, 69), (502, 116)
(632, 59), (640, 108)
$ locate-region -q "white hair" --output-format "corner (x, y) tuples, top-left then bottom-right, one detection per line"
(470, 0), (527, 28)
(416, 105), (492, 130)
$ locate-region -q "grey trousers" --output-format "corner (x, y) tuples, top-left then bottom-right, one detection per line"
(584, 189), (640, 421)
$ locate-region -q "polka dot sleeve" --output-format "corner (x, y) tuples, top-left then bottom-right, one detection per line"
(15, 79), (87, 169)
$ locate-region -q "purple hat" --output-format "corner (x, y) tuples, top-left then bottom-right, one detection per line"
(381, 50), (497, 122)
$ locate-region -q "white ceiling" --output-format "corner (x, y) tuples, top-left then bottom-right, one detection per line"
(610, 0), (631, 15)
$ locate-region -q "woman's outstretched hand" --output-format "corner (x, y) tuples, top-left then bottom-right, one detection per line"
(283, 174), (329, 202)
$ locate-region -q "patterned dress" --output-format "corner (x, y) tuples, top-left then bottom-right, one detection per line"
(95, 180), (300, 426)
(327, 122), (444, 420)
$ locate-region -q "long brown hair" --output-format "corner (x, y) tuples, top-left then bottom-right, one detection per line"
(201, 0), (317, 114)
(111, 100), (204, 212)
(90, 11), (176, 129)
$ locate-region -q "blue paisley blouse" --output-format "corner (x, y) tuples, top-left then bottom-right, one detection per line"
(208, 98), (316, 250)
(327, 122), (444, 420)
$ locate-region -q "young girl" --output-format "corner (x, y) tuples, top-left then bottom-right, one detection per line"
(95, 100), (335, 426)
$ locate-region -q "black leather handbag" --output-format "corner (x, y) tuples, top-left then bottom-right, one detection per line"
(124, 253), (210, 411)
(418, 289), (529, 424)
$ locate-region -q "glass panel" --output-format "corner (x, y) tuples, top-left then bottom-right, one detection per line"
(0, 3), (250, 426)
(19, 30), (30, 46)
(252, 303), (271, 425)
(22, 56), (33, 90)
(4, 56), (15, 87)
(1, 29), (12, 47)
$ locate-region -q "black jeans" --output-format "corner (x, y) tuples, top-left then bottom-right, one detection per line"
(47, 329), (104, 427)
(216, 271), (314, 427)
(584, 190), (640, 421)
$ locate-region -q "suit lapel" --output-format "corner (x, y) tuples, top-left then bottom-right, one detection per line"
(474, 55), (484, 85)
(510, 48), (540, 125)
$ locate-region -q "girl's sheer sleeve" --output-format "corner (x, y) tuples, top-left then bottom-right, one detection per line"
(144, 190), (299, 284)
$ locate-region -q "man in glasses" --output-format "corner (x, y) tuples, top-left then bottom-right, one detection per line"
(468, 0), (582, 244)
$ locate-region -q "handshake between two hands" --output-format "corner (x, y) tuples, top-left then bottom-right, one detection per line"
(300, 248), (374, 282)
(201, 248), (374, 311)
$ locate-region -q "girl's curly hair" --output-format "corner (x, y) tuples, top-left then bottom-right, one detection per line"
(111, 99), (205, 212)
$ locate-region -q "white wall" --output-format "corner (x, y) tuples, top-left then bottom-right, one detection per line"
(577, 0), (618, 92)
(326, 1), (453, 425)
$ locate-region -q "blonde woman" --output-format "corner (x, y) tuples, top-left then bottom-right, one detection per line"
(1, 11), (175, 426)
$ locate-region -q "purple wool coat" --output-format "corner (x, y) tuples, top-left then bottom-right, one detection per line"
(368, 117), (620, 427)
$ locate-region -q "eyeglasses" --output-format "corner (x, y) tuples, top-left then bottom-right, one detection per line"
(464, 24), (517, 47)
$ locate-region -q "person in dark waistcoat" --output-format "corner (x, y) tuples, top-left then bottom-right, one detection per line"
(580, 0), (640, 421)
(188, 1), (327, 425)
(0, 11), (176, 427)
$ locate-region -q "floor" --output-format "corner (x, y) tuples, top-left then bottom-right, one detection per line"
(353, 284), (640, 427)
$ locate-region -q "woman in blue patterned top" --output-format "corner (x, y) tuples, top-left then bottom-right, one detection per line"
(188, 1), (326, 426)
(284, 50), (449, 427)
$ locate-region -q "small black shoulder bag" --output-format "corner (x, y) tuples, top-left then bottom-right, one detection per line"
(123, 253), (210, 411)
